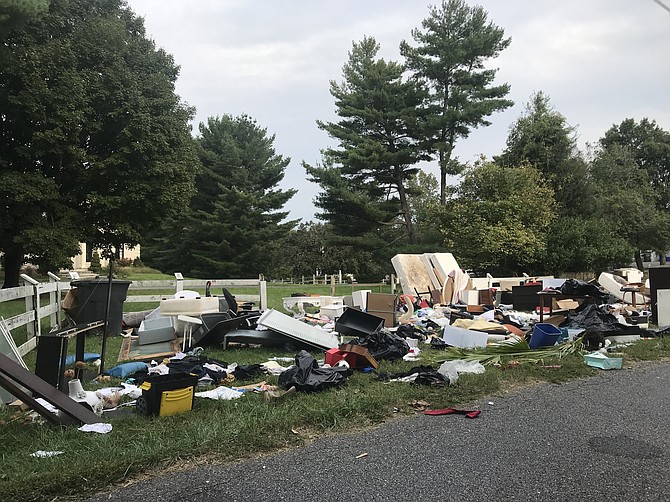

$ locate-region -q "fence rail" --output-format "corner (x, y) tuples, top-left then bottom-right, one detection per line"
(0, 273), (266, 357)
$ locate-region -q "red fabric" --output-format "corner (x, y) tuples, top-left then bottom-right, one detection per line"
(424, 408), (481, 419)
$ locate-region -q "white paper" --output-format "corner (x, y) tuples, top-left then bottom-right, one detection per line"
(195, 386), (244, 401)
(78, 423), (113, 434)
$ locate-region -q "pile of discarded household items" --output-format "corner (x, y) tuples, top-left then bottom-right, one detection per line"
(2, 258), (669, 427)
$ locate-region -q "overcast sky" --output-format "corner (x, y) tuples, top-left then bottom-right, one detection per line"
(125, 0), (670, 222)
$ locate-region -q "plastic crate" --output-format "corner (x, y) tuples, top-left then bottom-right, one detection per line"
(583, 353), (623, 370)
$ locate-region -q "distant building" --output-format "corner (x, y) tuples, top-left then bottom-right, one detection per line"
(71, 243), (140, 272)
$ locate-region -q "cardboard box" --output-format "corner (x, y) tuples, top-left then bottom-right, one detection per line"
(553, 299), (580, 310)
(461, 290), (480, 306)
(325, 344), (379, 369)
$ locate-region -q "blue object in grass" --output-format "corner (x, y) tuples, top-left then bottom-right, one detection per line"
(105, 362), (148, 379)
(64, 353), (101, 365)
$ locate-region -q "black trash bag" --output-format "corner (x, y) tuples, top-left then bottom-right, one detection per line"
(430, 337), (448, 350)
(560, 278), (607, 301)
(348, 328), (410, 361)
(233, 364), (265, 380)
(375, 365), (448, 386)
(396, 323), (426, 341)
(564, 304), (654, 337)
(278, 350), (348, 392)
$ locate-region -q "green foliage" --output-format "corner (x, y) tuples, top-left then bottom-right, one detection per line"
(271, 222), (393, 283)
(495, 92), (591, 214)
(307, 36), (429, 247)
(0, 0), (49, 36)
(142, 114), (297, 278)
(440, 161), (555, 275)
(89, 252), (102, 274)
(0, 0), (199, 287)
(401, 0), (513, 203)
(600, 118), (670, 210)
(541, 216), (634, 275)
(589, 143), (670, 262)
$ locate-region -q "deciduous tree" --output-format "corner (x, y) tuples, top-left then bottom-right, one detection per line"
(440, 161), (555, 275)
(0, 0), (198, 287)
(600, 118), (670, 210)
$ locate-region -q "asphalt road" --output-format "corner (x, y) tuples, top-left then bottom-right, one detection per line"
(87, 361), (670, 502)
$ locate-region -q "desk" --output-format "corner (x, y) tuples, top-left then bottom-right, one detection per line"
(537, 293), (598, 322)
(35, 321), (104, 391)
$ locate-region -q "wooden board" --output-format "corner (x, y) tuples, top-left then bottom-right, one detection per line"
(0, 352), (101, 425)
(118, 336), (181, 362)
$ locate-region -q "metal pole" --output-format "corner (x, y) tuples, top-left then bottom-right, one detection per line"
(99, 255), (114, 376)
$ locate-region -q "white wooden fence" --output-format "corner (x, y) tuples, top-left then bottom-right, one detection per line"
(0, 272), (267, 357)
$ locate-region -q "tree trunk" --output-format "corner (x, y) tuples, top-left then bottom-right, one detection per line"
(2, 247), (24, 288)
(439, 149), (447, 205)
(634, 249), (644, 271)
(397, 175), (417, 245)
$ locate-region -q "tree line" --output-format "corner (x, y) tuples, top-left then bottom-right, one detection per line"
(1, 0), (669, 287)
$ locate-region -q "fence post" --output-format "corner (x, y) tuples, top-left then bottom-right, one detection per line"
(20, 274), (40, 340)
(259, 278), (267, 311)
(174, 272), (183, 293)
(330, 274), (336, 296)
(391, 274), (397, 295)
(47, 272), (62, 327)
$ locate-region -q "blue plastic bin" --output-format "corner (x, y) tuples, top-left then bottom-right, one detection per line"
(530, 323), (562, 349)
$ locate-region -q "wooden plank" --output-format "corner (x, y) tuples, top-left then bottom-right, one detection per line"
(125, 295), (163, 303)
(5, 311), (34, 330)
(0, 352), (101, 425)
(17, 337), (37, 357)
(0, 286), (32, 302)
(127, 280), (178, 289)
(184, 279), (261, 287)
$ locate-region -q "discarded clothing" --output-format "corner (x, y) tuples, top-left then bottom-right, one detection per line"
(166, 356), (230, 382)
(278, 350), (348, 392)
(233, 364), (265, 381)
(424, 408), (481, 419)
(105, 362), (148, 379)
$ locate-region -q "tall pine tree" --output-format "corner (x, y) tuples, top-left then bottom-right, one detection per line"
(143, 114), (297, 278)
(400, 0), (513, 204)
(305, 36), (429, 248)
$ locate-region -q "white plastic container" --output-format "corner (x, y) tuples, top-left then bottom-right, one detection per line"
(138, 317), (175, 345)
(442, 324), (488, 348)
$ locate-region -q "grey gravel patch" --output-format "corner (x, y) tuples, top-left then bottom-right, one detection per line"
(588, 435), (664, 459)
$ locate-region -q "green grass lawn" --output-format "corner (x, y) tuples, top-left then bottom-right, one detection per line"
(2, 273), (670, 500)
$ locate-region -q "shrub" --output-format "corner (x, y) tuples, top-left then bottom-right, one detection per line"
(116, 257), (133, 267)
(90, 252), (102, 274)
